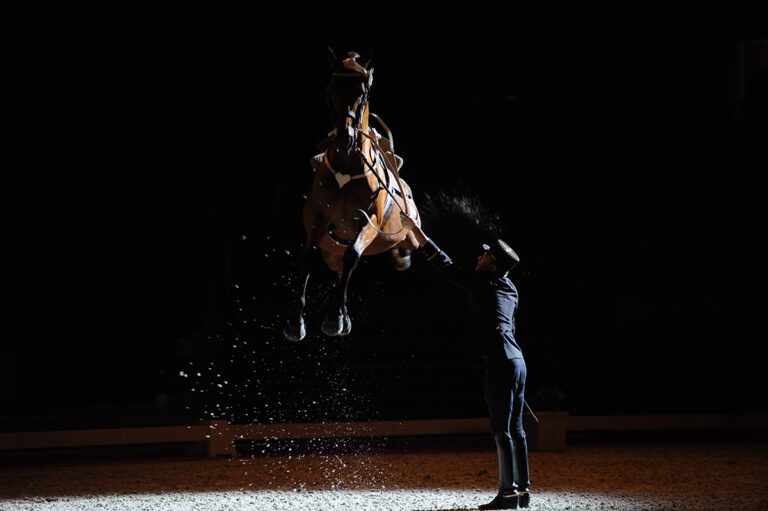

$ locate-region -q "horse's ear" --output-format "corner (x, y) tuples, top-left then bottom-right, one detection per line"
(360, 47), (374, 68)
(327, 46), (339, 68)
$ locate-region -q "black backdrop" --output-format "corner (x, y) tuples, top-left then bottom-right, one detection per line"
(3, 13), (767, 428)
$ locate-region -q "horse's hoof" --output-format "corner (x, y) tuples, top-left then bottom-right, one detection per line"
(321, 314), (343, 337)
(283, 319), (306, 342)
(390, 248), (412, 271)
(338, 312), (352, 337)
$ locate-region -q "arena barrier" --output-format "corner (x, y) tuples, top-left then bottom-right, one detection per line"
(1, 413), (766, 456)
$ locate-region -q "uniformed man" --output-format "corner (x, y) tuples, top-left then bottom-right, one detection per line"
(401, 212), (530, 510)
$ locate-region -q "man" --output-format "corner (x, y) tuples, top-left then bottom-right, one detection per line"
(401, 212), (530, 510)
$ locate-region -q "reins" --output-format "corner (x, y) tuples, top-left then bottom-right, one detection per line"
(353, 118), (415, 237)
(357, 125), (409, 215)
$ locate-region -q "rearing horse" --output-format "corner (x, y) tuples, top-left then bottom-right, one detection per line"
(283, 48), (422, 341)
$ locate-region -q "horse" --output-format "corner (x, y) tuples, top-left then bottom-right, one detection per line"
(283, 48), (422, 341)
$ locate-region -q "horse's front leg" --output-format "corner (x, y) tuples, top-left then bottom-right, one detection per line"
(283, 245), (320, 342)
(321, 223), (376, 337)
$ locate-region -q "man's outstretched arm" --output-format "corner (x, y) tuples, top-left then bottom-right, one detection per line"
(401, 212), (484, 292)
(400, 212), (452, 267)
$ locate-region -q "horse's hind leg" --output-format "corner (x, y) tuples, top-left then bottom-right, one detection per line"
(321, 223), (376, 337)
(283, 245), (320, 342)
(389, 247), (411, 271)
(389, 231), (419, 271)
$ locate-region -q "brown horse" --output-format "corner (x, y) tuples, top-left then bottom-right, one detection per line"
(283, 48), (422, 341)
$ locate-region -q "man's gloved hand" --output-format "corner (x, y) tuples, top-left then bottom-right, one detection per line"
(422, 239), (453, 268)
(433, 249), (453, 268)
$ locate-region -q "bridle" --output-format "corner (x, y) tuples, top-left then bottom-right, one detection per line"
(329, 71), (371, 152)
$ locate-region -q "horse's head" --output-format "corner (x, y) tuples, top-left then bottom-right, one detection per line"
(326, 47), (374, 155)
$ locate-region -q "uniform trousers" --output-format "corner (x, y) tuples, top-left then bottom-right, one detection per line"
(483, 356), (530, 493)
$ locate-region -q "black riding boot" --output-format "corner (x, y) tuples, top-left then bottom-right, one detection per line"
(478, 432), (519, 509)
(511, 431), (531, 507)
(493, 431), (517, 493)
(511, 430), (530, 499)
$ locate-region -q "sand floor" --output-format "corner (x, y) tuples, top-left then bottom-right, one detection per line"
(1, 439), (766, 510)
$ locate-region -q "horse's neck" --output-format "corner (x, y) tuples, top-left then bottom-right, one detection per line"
(357, 102), (372, 161)
(361, 102), (370, 132)
(360, 102), (371, 159)
(328, 103), (372, 174)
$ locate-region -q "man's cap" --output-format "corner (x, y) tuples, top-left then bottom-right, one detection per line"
(482, 239), (520, 271)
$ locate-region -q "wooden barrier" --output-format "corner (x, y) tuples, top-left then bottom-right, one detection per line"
(0, 420), (235, 457)
(1, 413), (766, 456)
(568, 413), (768, 431)
(229, 418), (489, 440)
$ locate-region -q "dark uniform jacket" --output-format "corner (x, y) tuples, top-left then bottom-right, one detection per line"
(444, 266), (523, 361)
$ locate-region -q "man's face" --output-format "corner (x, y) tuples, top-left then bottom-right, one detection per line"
(475, 251), (497, 273)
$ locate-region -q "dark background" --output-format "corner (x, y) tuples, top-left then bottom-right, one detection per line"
(2, 11), (767, 430)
